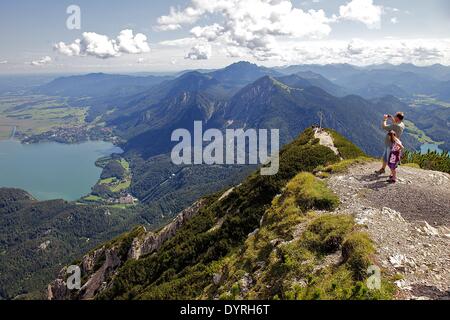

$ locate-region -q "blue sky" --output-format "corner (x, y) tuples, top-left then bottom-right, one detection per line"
(1, 0), (450, 74)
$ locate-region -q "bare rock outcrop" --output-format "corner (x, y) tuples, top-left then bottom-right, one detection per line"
(128, 199), (206, 260)
(314, 129), (341, 158)
(47, 246), (122, 300)
(79, 248), (122, 300)
(47, 277), (68, 301)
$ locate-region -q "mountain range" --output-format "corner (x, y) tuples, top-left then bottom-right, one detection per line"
(31, 61), (450, 151)
(1, 61), (450, 299)
(35, 73), (174, 98)
(93, 63), (426, 158)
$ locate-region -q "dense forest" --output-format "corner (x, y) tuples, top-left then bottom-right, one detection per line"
(0, 189), (162, 299)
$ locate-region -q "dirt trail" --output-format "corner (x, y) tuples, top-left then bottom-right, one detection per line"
(327, 161), (450, 300)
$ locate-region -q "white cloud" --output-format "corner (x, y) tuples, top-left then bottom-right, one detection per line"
(30, 56), (52, 66)
(185, 43), (212, 60)
(190, 24), (225, 42)
(156, 0), (390, 62)
(347, 39), (366, 55)
(44, 1), (450, 69)
(157, 0), (332, 57)
(117, 30), (150, 54)
(338, 0), (383, 29)
(54, 39), (82, 57)
(156, 0), (237, 32)
(156, 6), (204, 31)
(0, 60), (7, 64)
(277, 38), (450, 66)
(224, 46), (248, 58)
(55, 29), (150, 59)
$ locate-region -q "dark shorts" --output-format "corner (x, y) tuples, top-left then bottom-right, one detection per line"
(388, 150), (401, 170)
(388, 159), (400, 170)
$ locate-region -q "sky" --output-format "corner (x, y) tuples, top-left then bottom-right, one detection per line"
(1, 0), (450, 74)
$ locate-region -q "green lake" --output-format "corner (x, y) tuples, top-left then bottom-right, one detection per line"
(0, 140), (122, 201)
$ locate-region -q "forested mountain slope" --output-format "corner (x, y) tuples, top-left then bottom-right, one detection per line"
(0, 189), (153, 299)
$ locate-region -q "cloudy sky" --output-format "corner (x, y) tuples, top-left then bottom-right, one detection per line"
(1, 0), (450, 74)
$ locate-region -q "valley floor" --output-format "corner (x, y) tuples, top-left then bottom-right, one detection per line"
(327, 162), (450, 300)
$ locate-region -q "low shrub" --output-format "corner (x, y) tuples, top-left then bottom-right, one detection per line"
(402, 149), (450, 174)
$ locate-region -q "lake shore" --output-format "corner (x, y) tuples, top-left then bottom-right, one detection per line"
(0, 140), (123, 201)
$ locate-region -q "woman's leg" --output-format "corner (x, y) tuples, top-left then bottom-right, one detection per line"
(376, 147), (390, 174)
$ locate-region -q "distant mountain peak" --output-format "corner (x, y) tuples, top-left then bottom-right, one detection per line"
(224, 61), (258, 69)
(210, 61), (281, 86)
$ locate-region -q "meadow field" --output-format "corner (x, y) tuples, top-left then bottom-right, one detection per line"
(0, 95), (88, 140)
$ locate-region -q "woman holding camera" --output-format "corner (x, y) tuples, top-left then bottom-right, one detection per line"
(375, 112), (405, 179)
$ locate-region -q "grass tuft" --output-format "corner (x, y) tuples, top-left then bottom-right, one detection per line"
(285, 173), (339, 212)
(303, 215), (354, 254)
(342, 232), (375, 280)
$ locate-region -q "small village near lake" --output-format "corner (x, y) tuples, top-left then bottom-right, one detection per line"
(81, 156), (139, 207)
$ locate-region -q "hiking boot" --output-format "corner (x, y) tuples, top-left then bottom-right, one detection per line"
(375, 169), (386, 175)
(387, 177), (396, 184)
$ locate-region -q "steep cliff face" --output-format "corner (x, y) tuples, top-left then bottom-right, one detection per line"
(128, 200), (207, 260)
